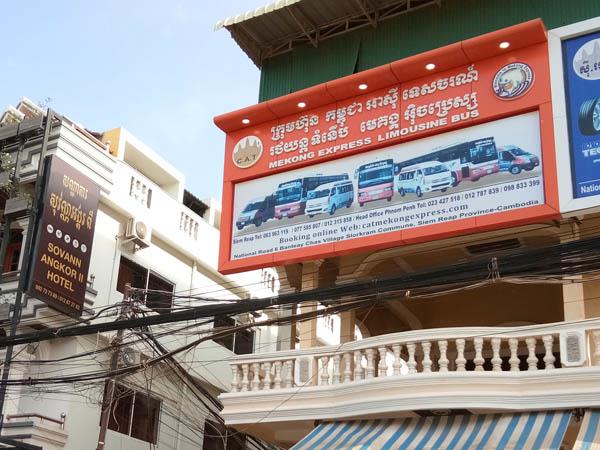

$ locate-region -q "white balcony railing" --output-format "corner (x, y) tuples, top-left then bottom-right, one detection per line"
(228, 321), (599, 393)
(220, 319), (600, 431)
(109, 162), (220, 268)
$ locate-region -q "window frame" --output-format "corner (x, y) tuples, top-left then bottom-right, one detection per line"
(105, 382), (162, 445)
(212, 315), (255, 355)
(116, 256), (174, 314)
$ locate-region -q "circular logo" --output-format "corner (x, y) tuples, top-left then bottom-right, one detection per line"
(232, 136), (263, 169)
(492, 62), (534, 100)
(573, 37), (600, 80)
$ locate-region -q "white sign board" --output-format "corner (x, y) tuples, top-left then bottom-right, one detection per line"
(231, 112), (544, 260)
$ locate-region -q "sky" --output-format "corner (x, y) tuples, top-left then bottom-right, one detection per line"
(0, 1), (268, 201)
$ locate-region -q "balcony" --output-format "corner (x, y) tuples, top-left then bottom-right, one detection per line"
(2, 413), (67, 450)
(220, 319), (600, 446)
(108, 161), (220, 269)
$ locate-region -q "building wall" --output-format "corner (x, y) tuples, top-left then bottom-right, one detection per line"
(0, 115), (280, 449)
(258, 0), (600, 101)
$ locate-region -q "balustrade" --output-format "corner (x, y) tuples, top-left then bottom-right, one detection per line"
(226, 326), (600, 393)
(180, 211), (199, 240)
(129, 176), (152, 208)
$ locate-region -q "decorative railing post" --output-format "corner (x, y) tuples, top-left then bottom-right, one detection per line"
(354, 351), (363, 381)
(273, 361), (282, 389)
(526, 338), (538, 371)
(365, 348), (375, 379)
(474, 337), (484, 371)
(509, 338), (520, 372)
(241, 364), (250, 392)
(407, 343), (417, 374)
(284, 360), (294, 388)
(320, 356), (330, 385)
(332, 354), (341, 384)
(262, 362), (272, 390)
(542, 335), (556, 369)
(251, 363), (261, 391)
(491, 338), (502, 372)
(421, 341), (432, 373)
(343, 353), (353, 383)
(438, 340), (449, 372)
(455, 339), (466, 372)
(378, 346), (388, 377)
(231, 365), (240, 392)
(392, 344), (402, 376)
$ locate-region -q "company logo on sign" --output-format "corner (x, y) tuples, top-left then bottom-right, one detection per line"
(492, 63), (534, 100)
(232, 136), (263, 168)
(573, 38), (600, 80)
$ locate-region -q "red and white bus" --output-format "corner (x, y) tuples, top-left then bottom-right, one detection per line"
(274, 174), (349, 219)
(396, 137), (499, 186)
(355, 159), (395, 207)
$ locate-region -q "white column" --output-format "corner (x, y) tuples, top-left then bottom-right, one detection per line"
(438, 340), (449, 372)
(509, 338), (520, 372)
(491, 338), (502, 372)
(421, 341), (432, 373)
(542, 335), (556, 369)
(455, 339), (466, 372)
(407, 343), (417, 374)
(473, 338), (484, 371)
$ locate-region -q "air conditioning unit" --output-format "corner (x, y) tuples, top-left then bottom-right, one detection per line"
(125, 218), (151, 249)
(120, 347), (149, 367)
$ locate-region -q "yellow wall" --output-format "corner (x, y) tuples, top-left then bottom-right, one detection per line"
(101, 128), (121, 157)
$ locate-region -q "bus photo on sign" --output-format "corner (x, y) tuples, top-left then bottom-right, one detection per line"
(230, 111), (544, 261)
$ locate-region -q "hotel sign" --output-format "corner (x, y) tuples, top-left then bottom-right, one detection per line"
(28, 156), (100, 317)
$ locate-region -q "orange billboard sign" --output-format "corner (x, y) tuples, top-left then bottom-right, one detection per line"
(215, 19), (558, 274)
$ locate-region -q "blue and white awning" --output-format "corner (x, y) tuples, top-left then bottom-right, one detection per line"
(291, 411), (572, 449)
(573, 410), (600, 450)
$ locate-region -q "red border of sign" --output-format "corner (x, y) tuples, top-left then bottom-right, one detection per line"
(215, 19), (559, 274)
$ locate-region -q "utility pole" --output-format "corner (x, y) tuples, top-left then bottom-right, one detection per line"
(0, 110), (54, 434)
(96, 283), (132, 450)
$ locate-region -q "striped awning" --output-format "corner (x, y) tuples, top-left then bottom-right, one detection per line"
(291, 411), (572, 450)
(573, 410), (600, 450)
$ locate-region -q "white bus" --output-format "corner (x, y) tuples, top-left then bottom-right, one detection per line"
(397, 161), (453, 198)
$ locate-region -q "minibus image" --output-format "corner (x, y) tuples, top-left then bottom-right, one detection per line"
(397, 161), (453, 198)
(355, 159), (395, 207)
(236, 195), (276, 230)
(498, 145), (540, 174)
(305, 180), (354, 217)
(274, 174), (349, 219)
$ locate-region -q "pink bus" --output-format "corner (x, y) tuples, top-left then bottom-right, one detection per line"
(274, 174), (349, 219)
(356, 159), (395, 207)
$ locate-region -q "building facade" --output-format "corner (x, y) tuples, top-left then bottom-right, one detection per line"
(0, 99), (279, 449)
(215, 2), (600, 449)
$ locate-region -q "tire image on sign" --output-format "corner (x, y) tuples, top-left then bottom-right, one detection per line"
(579, 98), (600, 135)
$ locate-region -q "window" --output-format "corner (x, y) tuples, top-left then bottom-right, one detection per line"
(116, 257), (174, 314)
(106, 383), (161, 444)
(1, 229), (22, 273)
(202, 420), (247, 450)
(213, 316), (254, 355)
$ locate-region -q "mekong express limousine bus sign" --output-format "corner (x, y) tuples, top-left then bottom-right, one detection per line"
(215, 20), (560, 274)
(27, 156), (100, 317)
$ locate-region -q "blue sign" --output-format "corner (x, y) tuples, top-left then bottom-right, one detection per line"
(563, 30), (600, 198)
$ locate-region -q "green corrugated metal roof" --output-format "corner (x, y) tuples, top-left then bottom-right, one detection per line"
(258, 0), (600, 101)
